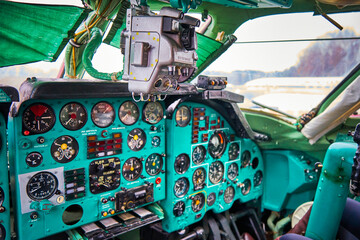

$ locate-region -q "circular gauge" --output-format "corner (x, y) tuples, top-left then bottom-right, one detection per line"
(241, 151), (251, 168)
(173, 201), (186, 217)
(122, 157), (143, 181)
(91, 102), (115, 128)
(254, 171), (263, 187)
(119, 101), (140, 126)
(228, 143), (240, 160)
(192, 167), (206, 190)
(145, 153), (163, 176)
(208, 131), (227, 159)
(207, 192), (216, 206)
(151, 136), (161, 147)
(227, 162), (239, 181)
(175, 106), (191, 127)
(51, 136), (79, 163)
(22, 103), (55, 134)
(143, 102), (163, 124)
(174, 177), (189, 198)
(224, 186), (235, 204)
(174, 154), (190, 174)
(0, 187), (4, 206)
(209, 161), (224, 184)
(127, 128), (146, 151)
(25, 152), (43, 167)
(191, 193), (205, 212)
(192, 145), (206, 165)
(241, 179), (251, 195)
(60, 102), (87, 130)
(0, 224), (5, 240)
(26, 172), (58, 200)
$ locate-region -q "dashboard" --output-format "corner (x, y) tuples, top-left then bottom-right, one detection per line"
(6, 79), (263, 239)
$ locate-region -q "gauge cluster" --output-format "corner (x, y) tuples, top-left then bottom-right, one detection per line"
(9, 97), (166, 240)
(160, 102), (264, 233)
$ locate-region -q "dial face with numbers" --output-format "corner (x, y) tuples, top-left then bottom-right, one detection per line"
(228, 143), (240, 160)
(174, 154), (190, 174)
(241, 151), (251, 168)
(25, 152), (43, 167)
(227, 162), (239, 181)
(122, 157), (143, 181)
(143, 102), (163, 124)
(127, 128), (146, 151)
(224, 186), (235, 204)
(209, 161), (224, 184)
(22, 103), (55, 135)
(51, 135), (79, 163)
(119, 101), (140, 125)
(191, 193), (205, 212)
(241, 179), (251, 195)
(91, 102), (115, 128)
(60, 102), (87, 130)
(254, 171), (263, 187)
(173, 201), (186, 217)
(26, 172), (58, 201)
(145, 153), (163, 176)
(192, 167), (206, 190)
(207, 192), (216, 206)
(208, 131), (227, 159)
(175, 106), (191, 127)
(174, 177), (189, 198)
(192, 145), (206, 165)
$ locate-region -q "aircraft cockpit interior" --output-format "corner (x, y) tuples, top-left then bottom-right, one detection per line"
(0, 0), (360, 239)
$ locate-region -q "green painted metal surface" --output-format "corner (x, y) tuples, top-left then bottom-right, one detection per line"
(305, 142), (356, 240)
(0, 1), (88, 67)
(262, 150), (318, 212)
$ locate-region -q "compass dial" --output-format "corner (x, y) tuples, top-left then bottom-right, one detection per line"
(209, 161), (224, 184)
(227, 162), (239, 181)
(174, 177), (189, 198)
(192, 167), (206, 190)
(192, 145), (206, 165)
(191, 193), (205, 212)
(26, 172), (58, 201)
(145, 153), (163, 176)
(207, 192), (216, 206)
(241, 179), (251, 195)
(224, 186), (235, 204)
(119, 101), (140, 125)
(122, 157), (143, 181)
(60, 102), (87, 130)
(91, 102), (115, 128)
(254, 171), (263, 187)
(174, 154), (190, 174)
(228, 143), (240, 160)
(22, 103), (55, 135)
(241, 151), (251, 168)
(25, 152), (43, 167)
(143, 102), (163, 124)
(208, 131), (227, 159)
(51, 136), (79, 163)
(127, 128), (146, 151)
(173, 201), (186, 217)
(175, 106), (191, 127)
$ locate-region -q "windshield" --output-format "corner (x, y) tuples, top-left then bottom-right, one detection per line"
(204, 12), (360, 117)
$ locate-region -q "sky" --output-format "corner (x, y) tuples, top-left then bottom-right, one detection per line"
(23, 7), (360, 74)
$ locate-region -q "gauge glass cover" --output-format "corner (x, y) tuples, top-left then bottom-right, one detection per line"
(145, 153), (163, 176)
(241, 179), (251, 195)
(208, 131), (227, 159)
(228, 143), (240, 160)
(175, 106), (191, 127)
(127, 128), (146, 151)
(22, 103), (55, 134)
(143, 102), (163, 124)
(122, 157), (143, 181)
(173, 201), (186, 217)
(25, 152), (43, 167)
(192, 145), (206, 165)
(191, 193), (205, 212)
(241, 151), (251, 168)
(227, 162), (239, 181)
(60, 102), (87, 130)
(26, 172), (58, 200)
(91, 102), (115, 128)
(174, 154), (190, 174)
(224, 186), (235, 204)
(51, 136), (79, 163)
(207, 192), (216, 206)
(119, 101), (140, 125)
(192, 167), (206, 190)
(209, 161), (224, 184)
(254, 171), (263, 187)
(174, 177), (189, 198)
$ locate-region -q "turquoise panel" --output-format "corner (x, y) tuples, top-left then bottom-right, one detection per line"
(160, 102), (263, 233)
(8, 98), (166, 240)
(262, 150), (318, 212)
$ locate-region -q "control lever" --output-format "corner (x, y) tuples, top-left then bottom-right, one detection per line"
(349, 123), (360, 196)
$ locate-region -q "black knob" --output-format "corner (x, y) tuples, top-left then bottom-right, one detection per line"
(30, 212), (39, 220)
(36, 137), (45, 144)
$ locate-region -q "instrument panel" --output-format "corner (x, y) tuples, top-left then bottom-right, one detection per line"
(9, 97), (166, 240)
(160, 102), (264, 233)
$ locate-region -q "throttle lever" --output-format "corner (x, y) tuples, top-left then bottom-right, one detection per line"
(349, 123), (360, 196)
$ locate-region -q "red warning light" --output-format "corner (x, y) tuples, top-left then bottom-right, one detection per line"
(155, 177), (161, 184)
(24, 130), (30, 136)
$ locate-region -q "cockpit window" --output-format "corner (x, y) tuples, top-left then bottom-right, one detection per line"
(204, 12), (360, 117)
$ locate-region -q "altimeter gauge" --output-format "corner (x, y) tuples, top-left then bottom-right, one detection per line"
(191, 193), (205, 212)
(209, 161), (224, 184)
(174, 177), (189, 198)
(91, 102), (115, 128)
(51, 135), (79, 163)
(127, 128), (146, 151)
(224, 186), (235, 204)
(145, 153), (163, 176)
(228, 142), (240, 160)
(60, 102), (87, 130)
(192, 145), (206, 165)
(26, 172), (58, 200)
(22, 103), (55, 135)
(192, 167), (206, 190)
(122, 157), (143, 181)
(227, 162), (239, 181)
(175, 105), (191, 127)
(119, 101), (139, 125)
(143, 102), (163, 124)
(173, 201), (186, 217)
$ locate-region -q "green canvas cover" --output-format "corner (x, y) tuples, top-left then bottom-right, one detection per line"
(0, 1), (88, 68)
